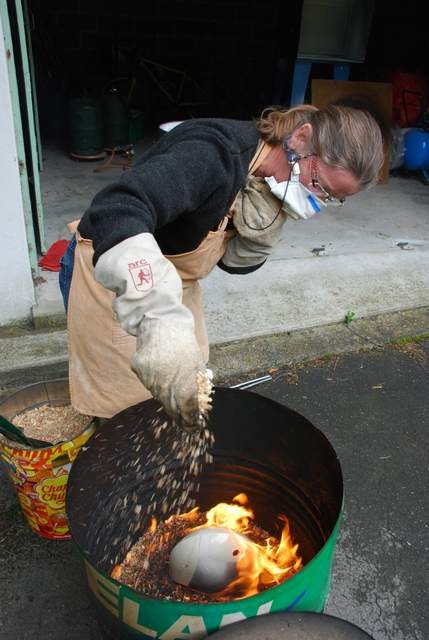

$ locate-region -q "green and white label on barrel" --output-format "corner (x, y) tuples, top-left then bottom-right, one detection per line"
(84, 517), (341, 640)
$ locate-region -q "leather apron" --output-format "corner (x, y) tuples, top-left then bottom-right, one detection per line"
(67, 143), (271, 417)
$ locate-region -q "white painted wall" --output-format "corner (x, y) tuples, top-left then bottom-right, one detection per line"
(0, 12), (35, 326)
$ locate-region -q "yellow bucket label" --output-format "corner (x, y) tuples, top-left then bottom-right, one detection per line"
(0, 423), (95, 540)
(36, 473), (68, 510)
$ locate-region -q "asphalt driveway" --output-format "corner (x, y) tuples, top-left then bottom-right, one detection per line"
(0, 340), (427, 640)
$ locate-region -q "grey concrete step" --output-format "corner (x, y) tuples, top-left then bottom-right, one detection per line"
(1, 307), (428, 398)
(0, 328), (68, 394)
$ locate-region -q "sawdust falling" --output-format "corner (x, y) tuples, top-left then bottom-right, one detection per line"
(197, 368), (214, 420)
(145, 416), (215, 517)
(92, 386), (216, 570)
(87, 370), (214, 570)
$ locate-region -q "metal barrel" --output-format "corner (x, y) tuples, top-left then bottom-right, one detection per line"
(67, 387), (343, 638)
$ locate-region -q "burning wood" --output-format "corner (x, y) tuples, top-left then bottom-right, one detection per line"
(111, 494), (302, 602)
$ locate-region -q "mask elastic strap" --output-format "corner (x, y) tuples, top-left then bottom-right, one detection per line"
(241, 158), (299, 232)
(289, 161), (301, 183)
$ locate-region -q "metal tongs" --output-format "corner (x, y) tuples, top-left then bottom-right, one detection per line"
(229, 374), (272, 390)
(180, 375), (273, 432)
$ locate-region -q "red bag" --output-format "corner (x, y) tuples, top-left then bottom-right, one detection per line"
(38, 239), (69, 272)
(391, 70), (428, 127)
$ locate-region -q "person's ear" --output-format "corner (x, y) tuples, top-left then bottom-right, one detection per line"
(287, 123), (313, 156)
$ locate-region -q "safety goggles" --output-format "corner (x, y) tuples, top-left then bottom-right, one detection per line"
(309, 157), (345, 207)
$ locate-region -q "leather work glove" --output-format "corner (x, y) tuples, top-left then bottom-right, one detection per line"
(94, 233), (209, 431)
(221, 176), (288, 270)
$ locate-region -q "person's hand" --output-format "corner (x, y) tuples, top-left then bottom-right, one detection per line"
(220, 176), (288, 271)
(132, 318), (206, 430)
(94, 232), (208, 430)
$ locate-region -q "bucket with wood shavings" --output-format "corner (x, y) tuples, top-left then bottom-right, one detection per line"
(0, 379), (95, 539)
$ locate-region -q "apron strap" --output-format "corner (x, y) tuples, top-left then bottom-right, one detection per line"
(248, 141), (272, 174)
(67, 219), (80, 234)
(227, 141), (272, 219)
(216, 215), (230, 231)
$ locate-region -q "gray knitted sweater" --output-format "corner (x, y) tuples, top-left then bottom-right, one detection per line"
(78, 118), (260, 266)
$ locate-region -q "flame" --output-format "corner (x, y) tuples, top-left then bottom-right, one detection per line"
(111, 494), (302, 599)
(188, 493), (302, 599)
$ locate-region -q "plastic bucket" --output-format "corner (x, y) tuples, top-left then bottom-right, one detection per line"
(0, 380), (95, 540)
(67, 388), (343, 639)
(404, 129), (429, 170)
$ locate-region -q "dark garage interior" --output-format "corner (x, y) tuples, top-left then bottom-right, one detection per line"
(27, 0), (428, 143)
(6, 0), (429, 249)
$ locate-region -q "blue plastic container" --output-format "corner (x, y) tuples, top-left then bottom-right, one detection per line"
(404, 129), (429, 170)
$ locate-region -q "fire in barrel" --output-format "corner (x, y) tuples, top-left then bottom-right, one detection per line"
(111, 492), (302, 601)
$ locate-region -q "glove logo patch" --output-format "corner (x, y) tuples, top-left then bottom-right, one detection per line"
(128, 259), (153, 292)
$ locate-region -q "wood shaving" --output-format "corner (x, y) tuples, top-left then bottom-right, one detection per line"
(197, 368), (214, 420)
(13, 404), (91, 444)
(94, 396), (216, 570)
(144, 418), (215, 517)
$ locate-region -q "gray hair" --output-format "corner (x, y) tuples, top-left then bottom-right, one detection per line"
(256, 103), (385, 189)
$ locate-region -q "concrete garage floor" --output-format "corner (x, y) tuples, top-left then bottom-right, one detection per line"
(40, 138), (156, 248)
(0, 341), (428, 639)
(35, 138), (429, 345)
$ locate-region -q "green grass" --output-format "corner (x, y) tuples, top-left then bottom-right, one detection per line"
(389, 333), (429, 346)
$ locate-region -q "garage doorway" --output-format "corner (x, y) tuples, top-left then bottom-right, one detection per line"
(17, 0), (300, 254)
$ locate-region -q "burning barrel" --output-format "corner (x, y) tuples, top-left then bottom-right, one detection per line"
(66, 387), (343, 639)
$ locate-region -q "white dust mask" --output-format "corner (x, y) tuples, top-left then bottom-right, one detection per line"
(264, 162), (326, 220)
